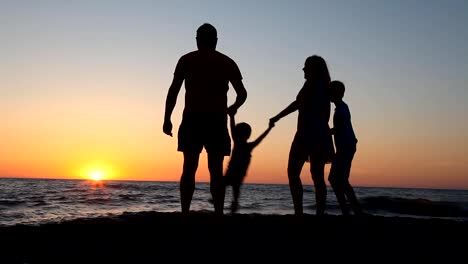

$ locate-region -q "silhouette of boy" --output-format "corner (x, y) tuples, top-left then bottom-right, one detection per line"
(224, 112), (274, 214)
(328, 80), (364, 216)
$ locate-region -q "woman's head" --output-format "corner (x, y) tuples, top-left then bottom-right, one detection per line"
(303, 55), (331, 83)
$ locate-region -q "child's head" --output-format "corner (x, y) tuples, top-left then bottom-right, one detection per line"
(330, 80), (345, 103)
(235, 122), (252, 142)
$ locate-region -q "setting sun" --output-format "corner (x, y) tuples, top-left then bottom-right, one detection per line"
(77, 163), (116, 181)
(89, 170), (105, 181)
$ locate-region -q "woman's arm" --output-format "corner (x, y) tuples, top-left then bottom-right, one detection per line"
(270, 101), (298, 126)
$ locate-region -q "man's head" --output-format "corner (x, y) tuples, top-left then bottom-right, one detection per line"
(196, 23), (217, 50)
(330, 80), (345, 103)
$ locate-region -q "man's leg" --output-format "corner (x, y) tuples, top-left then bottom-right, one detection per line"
(180, 152), (200, 214)
(208, 152), (225, 215)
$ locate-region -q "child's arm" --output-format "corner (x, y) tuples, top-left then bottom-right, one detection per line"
(251, 122), (274, 148)
(229, 112), (237, 141)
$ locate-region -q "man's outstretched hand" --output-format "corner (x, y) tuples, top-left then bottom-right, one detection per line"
(163, 120), (173, 137)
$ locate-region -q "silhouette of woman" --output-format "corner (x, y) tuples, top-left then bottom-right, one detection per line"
(270, 55), (334, 215)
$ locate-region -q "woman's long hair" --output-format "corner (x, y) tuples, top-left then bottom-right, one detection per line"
(305, 55), (331, 84)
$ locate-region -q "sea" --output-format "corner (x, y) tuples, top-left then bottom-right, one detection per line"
(1, 178), (467, 226)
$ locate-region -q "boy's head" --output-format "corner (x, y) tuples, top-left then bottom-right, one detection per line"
(330, 80), (345, 103)
(235, 122), (252, 142)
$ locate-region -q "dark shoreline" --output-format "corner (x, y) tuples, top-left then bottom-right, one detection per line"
(1, 211), (467, 263)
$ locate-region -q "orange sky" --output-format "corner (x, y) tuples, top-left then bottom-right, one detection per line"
(1, 1), (468, 190)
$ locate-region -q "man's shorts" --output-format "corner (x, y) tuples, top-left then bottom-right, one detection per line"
(177, 112), (231, 156)
(328, 145), (356, 184)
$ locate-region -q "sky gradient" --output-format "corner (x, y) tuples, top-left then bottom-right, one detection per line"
(1, 0), (468, 189)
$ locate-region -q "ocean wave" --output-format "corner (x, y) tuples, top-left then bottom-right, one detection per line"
(362, 196), (468, 217)
(0, 200), (26, 206)
(118, 194), (140, 201)
(33, 200), (48, 206)
(83, 198), (113, 204)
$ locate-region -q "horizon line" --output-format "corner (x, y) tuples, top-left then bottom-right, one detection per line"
(1, 176), (467, 191)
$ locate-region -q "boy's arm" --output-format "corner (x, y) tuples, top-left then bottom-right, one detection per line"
(251, 124), (274, 148)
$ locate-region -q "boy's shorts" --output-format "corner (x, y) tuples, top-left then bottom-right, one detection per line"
(328, 145), (356, 184)
(177, 112), (231, 156)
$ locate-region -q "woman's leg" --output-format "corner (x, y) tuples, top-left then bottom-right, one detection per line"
(288, 134), (307, 215)
(310, 157), (327, 215)
(288, 159), (305, 215)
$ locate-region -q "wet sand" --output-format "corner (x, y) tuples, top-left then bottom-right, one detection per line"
(1, 211), (467, 263)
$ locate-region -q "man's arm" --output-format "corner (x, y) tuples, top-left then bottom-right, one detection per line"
(163, 75), (184, 137)
(227, 78), (247, 116)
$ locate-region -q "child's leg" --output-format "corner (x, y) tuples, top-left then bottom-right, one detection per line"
(329, 151), (350, 215)
(231, 184), (241, 213)
(331, 181), (350, 216)
(344, 183), (363, 215)
(341, 146), (364, 215)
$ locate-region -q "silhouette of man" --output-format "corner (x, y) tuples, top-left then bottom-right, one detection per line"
(163, 23), (247, 215)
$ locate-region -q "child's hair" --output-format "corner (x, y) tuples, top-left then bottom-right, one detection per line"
(235, 122), (252, 141)
(330, 80), (345, 99)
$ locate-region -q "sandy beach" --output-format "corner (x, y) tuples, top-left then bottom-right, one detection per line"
(1, 211), (467, 263)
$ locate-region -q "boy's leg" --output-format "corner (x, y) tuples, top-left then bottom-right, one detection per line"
(330, 180), (350, 215)
(344, 183), (363, 215)
(329, 150), (351, 215)
(341, 146), (364, 215)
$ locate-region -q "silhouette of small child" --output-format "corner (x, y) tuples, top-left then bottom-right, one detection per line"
(224, 112), (274, 214)
(328, 80), (365, 216)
